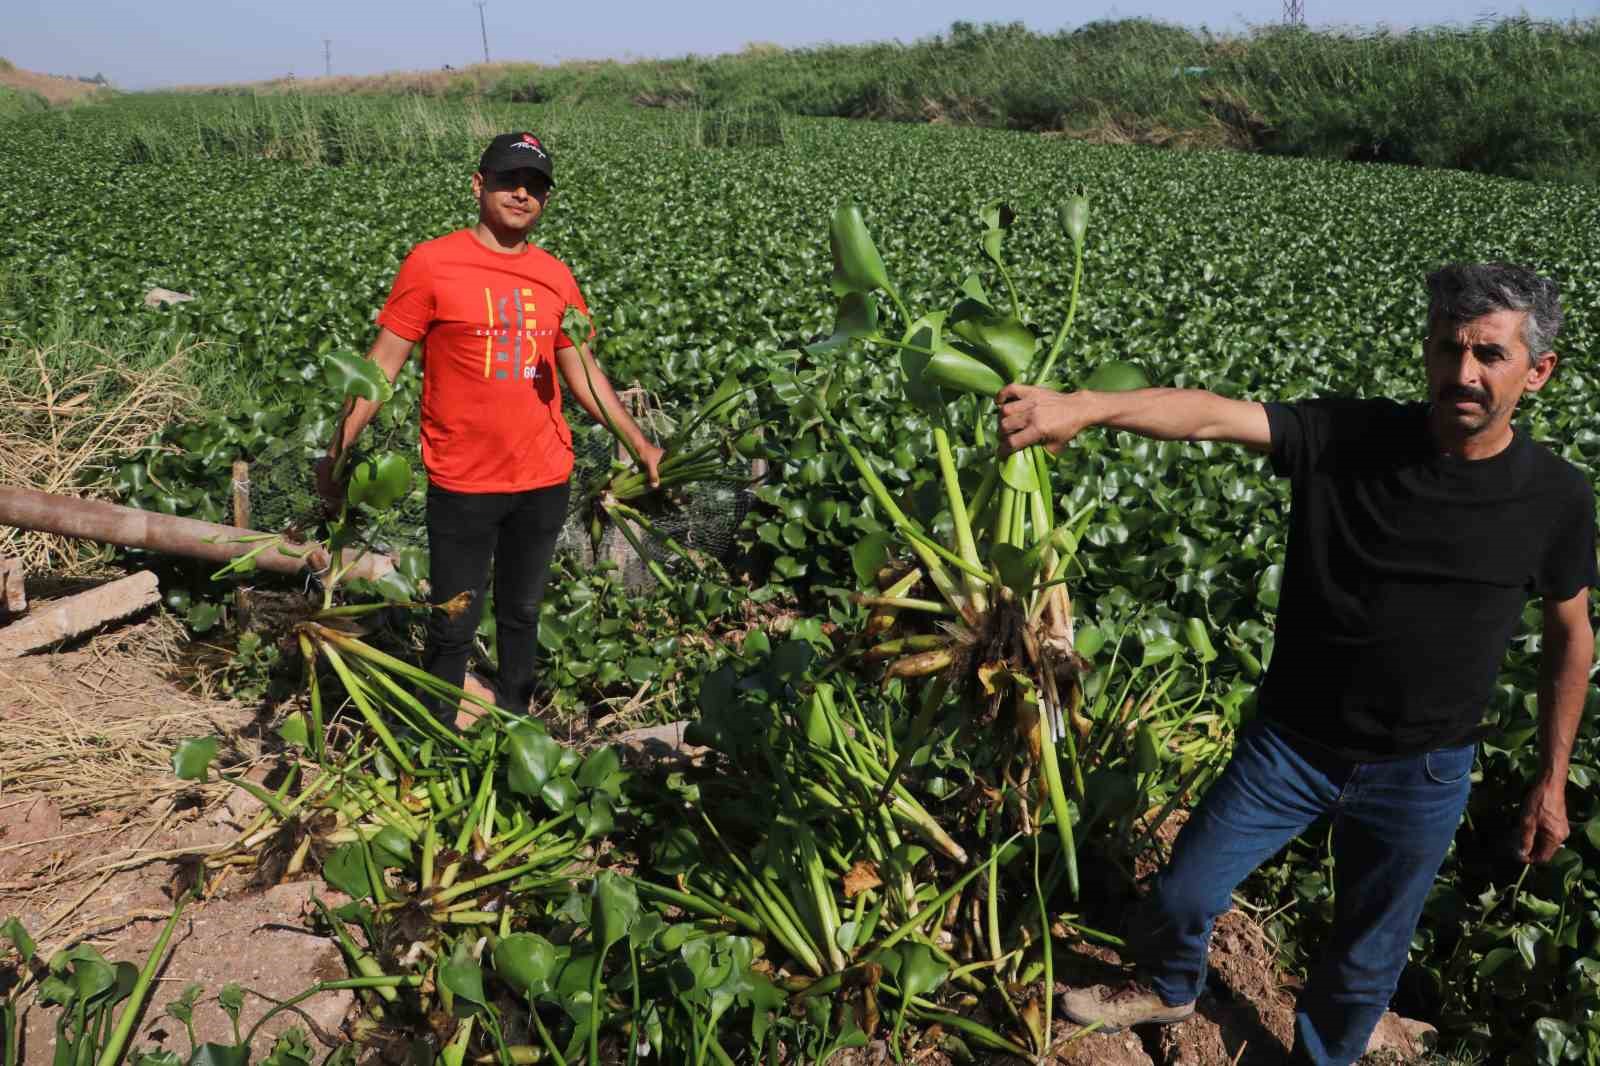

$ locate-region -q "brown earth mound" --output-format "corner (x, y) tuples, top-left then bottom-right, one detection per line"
(0, 63), (109, 105)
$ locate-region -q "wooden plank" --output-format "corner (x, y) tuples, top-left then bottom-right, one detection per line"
(0, 556), (24, 615)
(0, 571), (159, 658)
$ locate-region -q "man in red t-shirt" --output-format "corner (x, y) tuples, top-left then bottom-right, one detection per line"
(317, 131), (662, 716)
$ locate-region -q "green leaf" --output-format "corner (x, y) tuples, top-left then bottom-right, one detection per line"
(1000, 449), (1039, 492)
(322, 842), (372, 900)
(1465, 947), (1516, 973)
(1, 917), (35, 964)
(346, 452), (412, 510)
(1184, 617), (1218, 663)
(1257, 564), (1284, 611)
(542, 776), (579, 813)
(990, 544), (1039, 600)
(899, 312), (948, 416)
(1134, 724), (1161, 774)
(185, 601), (223, 634)
(1141, 634), (1183, 667)
(560, 305), (594, 349)
(577, 747), (624, 793)
(370, 827), (412, 868)
(59, 944), (115, 1004)
(440, 941), (488, 1008)
(592, 871), (641, 953)
(577, 795), (616, 839)
(259, 1029), (315, 1066)
(164, 982), (202, 1024)
(494, 933), (560, 999)
(978, 200), (1016, 268)
(808, 292), (880, 354)
(948, 300), (1035, 382)
(894, 941), (949, 1000)
(275, 712), (309, 749)
(851, 531), (893, 588)
(506, 721), (564, 798)
(218, 983), (245, 1022)
(923, 345), (1005, 397)
(189, 1045), (249, 1066)
(172, 737), (221, 781)
(1080, 360), (1149, 393)
(769, 639), (813, 681)
(624, 656), (660, 683)
(321, 350), (393, 404)
(829, 203), (898, 301)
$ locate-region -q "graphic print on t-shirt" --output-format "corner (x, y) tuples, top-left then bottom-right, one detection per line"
(469, 286), (555, 384)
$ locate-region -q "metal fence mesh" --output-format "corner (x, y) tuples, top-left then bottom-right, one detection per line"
(245, 403), (753, 585)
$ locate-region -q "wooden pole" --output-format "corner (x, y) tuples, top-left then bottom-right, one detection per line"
(0, 486), (394, 584)
(231, 460), (251, 530)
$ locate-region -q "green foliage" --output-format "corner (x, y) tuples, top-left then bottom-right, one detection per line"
(5, 87), (1600, 1062)
(477, 17), (1600, 182)
(0, 85), (49, 120)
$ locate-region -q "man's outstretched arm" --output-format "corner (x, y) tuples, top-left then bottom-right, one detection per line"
(996, 385), (1273, 456)
(1522, 588), (1594, 863)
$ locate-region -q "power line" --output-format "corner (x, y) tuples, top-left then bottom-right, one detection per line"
(474, 1), (490, 64)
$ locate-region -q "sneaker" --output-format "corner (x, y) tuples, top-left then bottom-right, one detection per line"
(1058, 979), (1195, 1032)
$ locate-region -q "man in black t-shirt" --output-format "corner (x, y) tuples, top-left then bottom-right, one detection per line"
(996, 263), (1596, 1065)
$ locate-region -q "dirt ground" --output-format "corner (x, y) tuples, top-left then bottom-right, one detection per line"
(0, 617), (357, 1064)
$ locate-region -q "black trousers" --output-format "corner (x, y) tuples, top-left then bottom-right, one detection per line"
(422, 480), (570, 713)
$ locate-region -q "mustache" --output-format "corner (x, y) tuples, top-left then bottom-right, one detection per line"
(1438, 384), (1490, 405)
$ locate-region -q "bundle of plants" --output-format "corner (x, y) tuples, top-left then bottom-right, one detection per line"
(796, 195), (1186, 902)
(561, 307), (765, 600)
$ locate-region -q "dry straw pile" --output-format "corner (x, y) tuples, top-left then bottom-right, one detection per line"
(0, 338), (199, 573)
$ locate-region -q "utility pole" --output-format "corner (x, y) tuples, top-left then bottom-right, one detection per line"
(323, 37), (333, 76)
(474, 1), (490, 63)
(1283, 0), (1306, 26)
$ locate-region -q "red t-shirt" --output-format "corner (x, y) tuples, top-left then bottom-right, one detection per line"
(377, 229), (592, 493)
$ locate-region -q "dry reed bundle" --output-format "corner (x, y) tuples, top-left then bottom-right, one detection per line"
(0, 341), (197, 574)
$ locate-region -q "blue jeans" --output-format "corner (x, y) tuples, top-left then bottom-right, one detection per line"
(1139, 719), (1474, 1066)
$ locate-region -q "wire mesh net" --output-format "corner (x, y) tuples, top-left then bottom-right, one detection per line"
(244, 397), (755, 586)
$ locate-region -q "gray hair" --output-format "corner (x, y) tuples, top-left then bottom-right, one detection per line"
(1426, 263), (1563, 364)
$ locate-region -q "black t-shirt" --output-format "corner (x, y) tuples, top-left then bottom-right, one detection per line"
(1259, 397), (1597, 761)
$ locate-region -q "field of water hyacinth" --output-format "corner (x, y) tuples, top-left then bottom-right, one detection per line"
(2, 92), (1600, 1064)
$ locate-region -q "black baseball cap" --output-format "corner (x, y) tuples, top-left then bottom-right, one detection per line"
(477, 132), (555, 186)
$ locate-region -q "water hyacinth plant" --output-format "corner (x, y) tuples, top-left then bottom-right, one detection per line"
(814, 196), (1153, 898)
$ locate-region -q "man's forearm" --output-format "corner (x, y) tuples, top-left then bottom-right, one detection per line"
(1536, 627), (1592, 781)
(996, 384), (1271, 456)
(329, 397), (382, 462)
(1084, 388), (1265, 445)
(560, 346), (651, 454)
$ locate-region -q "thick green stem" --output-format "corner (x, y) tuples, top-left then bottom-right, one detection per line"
(94, 896), (188, 1066)
(933, 427), (987, 613)
(834, 434), (973, 618)
(1033, 240), (1084, 385)
(633, 881), (764, 935)
(318, 644), (416, 776)
(1036, 702), (1081, 900)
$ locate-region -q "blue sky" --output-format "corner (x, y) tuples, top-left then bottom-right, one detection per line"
(10, 0), (1596, 90)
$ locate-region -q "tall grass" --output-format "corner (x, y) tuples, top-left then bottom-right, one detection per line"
(478, 17), (1600, 182)
(119, 93), (510, 165)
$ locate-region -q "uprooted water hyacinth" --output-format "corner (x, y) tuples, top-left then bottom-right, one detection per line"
(811, 196), (1158, 898)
